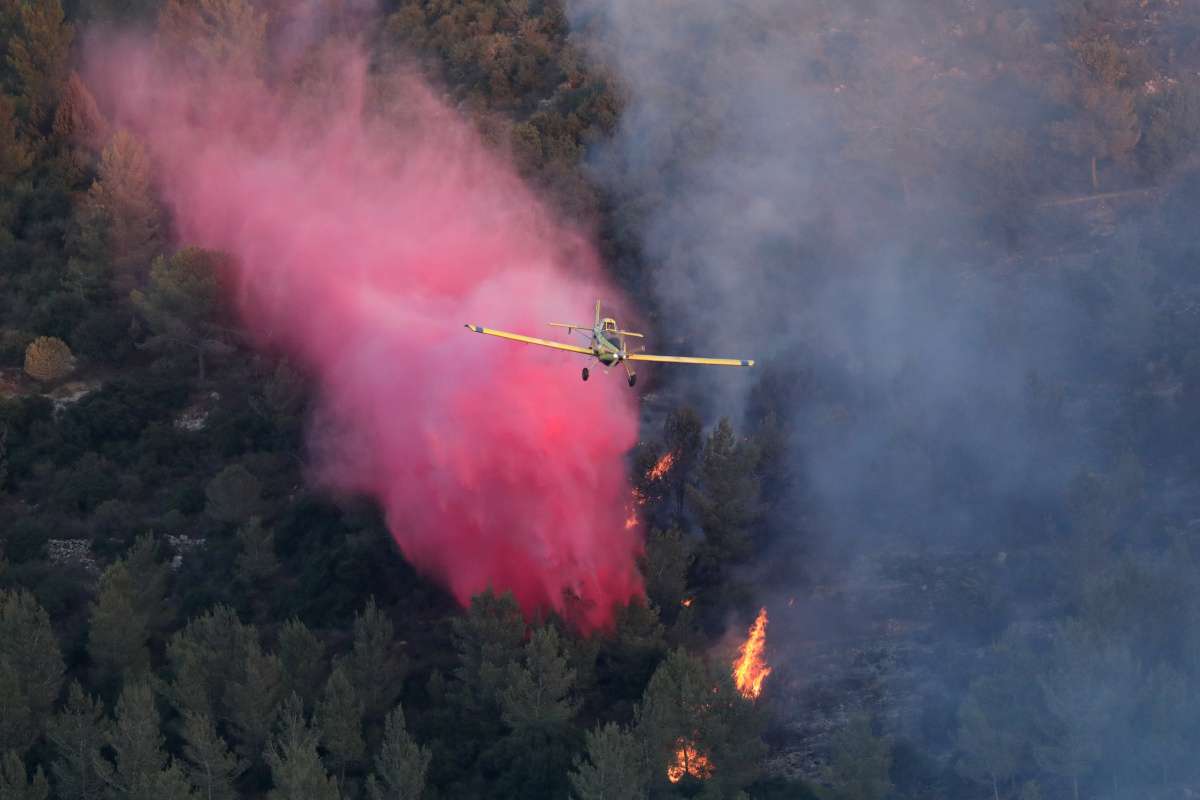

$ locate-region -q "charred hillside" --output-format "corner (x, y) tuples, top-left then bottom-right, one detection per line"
(2, 1), (1200, 799)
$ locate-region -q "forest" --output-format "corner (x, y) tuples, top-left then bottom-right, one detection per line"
(1, 0), (1200, 798)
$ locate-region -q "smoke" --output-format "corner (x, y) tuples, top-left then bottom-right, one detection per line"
(570, 0), (1200, 788)
(83, 32), (644, 631)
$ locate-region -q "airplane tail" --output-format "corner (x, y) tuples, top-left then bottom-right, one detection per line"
(595, 298), (602, 327)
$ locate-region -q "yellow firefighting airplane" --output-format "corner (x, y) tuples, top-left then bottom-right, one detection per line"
(465, 300), (755, 387)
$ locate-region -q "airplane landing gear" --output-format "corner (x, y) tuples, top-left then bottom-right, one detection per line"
(628, 373), (637, 387)
(582, 367), (590, 381)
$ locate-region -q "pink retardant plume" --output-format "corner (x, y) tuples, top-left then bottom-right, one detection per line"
(85, 37), (644, 631)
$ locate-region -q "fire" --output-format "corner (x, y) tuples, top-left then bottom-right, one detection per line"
(647, 451), (676, 481)
(681, 597), (693, 607)
(666, 739), (713, 783)
(624, 509), (638, 529)
(732, 607), (772, 699)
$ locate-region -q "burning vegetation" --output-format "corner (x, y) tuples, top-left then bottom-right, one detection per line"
(733, 607), (772, 700)
(667, 739), (714, 783)
(647, 450), (676, 481)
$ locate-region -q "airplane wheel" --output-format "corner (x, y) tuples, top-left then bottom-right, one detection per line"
(628, 374), (637, 387)
(582, 367), (589, 381)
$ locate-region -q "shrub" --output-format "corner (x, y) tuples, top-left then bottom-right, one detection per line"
(23, 336), (74, 382)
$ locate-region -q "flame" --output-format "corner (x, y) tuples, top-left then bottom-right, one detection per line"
(624, 509), (638, 529)
(681, 597), (693, 607)
(667, 739), (713, 783)
(647, 451), (676, 481)
(732, 607), (772, 699)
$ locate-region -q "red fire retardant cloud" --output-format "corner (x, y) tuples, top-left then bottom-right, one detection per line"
(86, 38), (644, 630)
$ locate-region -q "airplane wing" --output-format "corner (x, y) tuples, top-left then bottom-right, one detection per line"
(465, 324), (592, 355)
(627, 353), (755, 367)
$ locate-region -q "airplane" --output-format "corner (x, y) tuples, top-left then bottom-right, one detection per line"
(465, 300), (754, 387)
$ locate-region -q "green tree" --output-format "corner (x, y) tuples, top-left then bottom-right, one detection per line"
(569, 721), (647, 800)
(0, 589), (64, 736)
(1034, 621), (1139, 800)
(824, 716), (893, 800)
(956, 678), (1023, 800)
(204, 465), (262, 525)
(265, 695), (340, 800)
(489, 625), (581, 798)
(88, 560), (152, 689)
(0, 660), (32, 754)
(636, 649), (766, 796)
(97, 682), (195, 800)
(46, 682), (107, 800)
(0, 751), (49, 800)
(236, 516), (279, 621)
(639, 527), (690, 613)
(178, 709), (245, 800)
(662, 407), (703, 517)
(131, 247), (233, 382)
(224, 640), (284, 764)
(688, 419), (761, 589)
(278, 618), (326, 712)
(348, 598), (406, 722)
(166, 605), (257, 721)
(365, 704), (430, 800)
(315, 664), (365, 784)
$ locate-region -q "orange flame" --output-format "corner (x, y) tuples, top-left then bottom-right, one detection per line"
(624, 509), (638, 529)
(647, 451), (676, 481)
(681, 597), (693, 607)
(666, 739), (713, 783)
(732, 607), (772, 699)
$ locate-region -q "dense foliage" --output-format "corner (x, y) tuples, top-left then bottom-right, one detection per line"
(1, 0), (1199, 799)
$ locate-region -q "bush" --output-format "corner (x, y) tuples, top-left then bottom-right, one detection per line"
(23, 336), (74, 382)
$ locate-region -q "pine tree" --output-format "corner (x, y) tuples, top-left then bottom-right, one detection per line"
(157, 0), (268, 75)
(278, 619), (326, 712)
(315, 664), (365, 784)
(6, 0), (73, 134)
(688, 419), (761, 568)
(956, 678), (1023, 800)
(167, 606), (258, 721)
(365, 704), (430, 800)
(235, 516), (279, 621)
(178, 710), (245, 800)
(489, 625), (581, 797)
(79, 130), (162, 293)
(1034, 622), (1138, 800)
(569, 722), (647, 800)
(46, 682), (107, 800)
(265, 695), (340, 800)
(0, 589), (64, 735)
(235, 516), (279, 586)
(825, 716), (893, 800)
(96, 682), (181, 800)
(88, 560), (152, 689)
(636, 649), (766, 796)
(450, 591), (525, 716)
(347, 598), (405, 722)
(131, 247), (233, 383)
(0, 659), (33, 754)
(204, 465), (262, 524)
(225, 641), (284, 763)
(0, 751), (49, 800)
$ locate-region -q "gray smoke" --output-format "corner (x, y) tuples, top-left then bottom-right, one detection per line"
(567, 0), (1200, 792)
